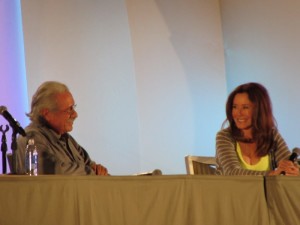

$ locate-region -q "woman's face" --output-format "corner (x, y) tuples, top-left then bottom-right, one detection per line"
(232, 93), (254, 132)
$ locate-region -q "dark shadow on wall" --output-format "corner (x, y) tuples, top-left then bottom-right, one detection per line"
(154, 0), (227, 151)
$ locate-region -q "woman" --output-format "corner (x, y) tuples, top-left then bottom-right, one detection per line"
(216, 82), (299, 175)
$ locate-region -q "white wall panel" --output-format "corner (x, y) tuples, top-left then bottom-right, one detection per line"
(220, 0), (300, 149)
(21, 0), (227, 174)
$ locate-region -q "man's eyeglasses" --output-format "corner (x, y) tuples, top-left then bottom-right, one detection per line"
(60, 104), (77, 115)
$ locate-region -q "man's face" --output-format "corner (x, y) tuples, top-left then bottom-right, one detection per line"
(44, 91), (78, 135)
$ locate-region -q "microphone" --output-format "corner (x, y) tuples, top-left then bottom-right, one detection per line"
(288, 147), (300, 162)
(280, 147), (300, 175)
(0, 106), (26, 136)
(135, 169), (163, 176)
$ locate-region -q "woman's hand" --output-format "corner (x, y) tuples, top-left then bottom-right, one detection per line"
(268, 160), (299, 176)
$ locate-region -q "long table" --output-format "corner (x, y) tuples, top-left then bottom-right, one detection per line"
(0, 175), (296, 225)
(265, 176), (300, 225)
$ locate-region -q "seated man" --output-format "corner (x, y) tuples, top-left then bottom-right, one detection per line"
(15, 81), (108, 175)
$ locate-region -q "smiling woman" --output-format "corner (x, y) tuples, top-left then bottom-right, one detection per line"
(215, 82), (299, 176)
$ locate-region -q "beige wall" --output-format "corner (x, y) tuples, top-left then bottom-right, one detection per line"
(126, 0), (227, 172)
(220, 0), (300, 148)
(21, 0), (227, 174)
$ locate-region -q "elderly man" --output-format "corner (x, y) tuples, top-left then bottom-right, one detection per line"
(15, 81), (108, 175)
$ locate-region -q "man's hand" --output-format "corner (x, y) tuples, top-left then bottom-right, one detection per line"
(92, 164), (109, 176)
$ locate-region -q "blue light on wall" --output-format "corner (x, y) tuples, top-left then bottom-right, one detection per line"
(0, 0), (29, 173)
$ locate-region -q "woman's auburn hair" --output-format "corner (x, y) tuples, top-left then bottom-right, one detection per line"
(224, 82), (276, 156)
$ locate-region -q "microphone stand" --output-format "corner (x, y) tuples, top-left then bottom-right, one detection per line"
(0, 125), (9, 174)
(11, 129), (18, 174)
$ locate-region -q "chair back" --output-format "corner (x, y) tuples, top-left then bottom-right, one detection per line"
(185, 155), (216, 175)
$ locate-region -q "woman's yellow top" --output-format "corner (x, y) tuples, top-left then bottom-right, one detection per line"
(237, 142), (270, 171)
